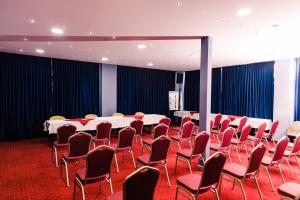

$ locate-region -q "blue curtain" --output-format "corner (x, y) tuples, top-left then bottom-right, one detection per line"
(211, 68), (222, 113)
(117, 66), (175, 116)
(184, 70), (200, 111)
(0, 52), (51, 140)
(294, 58), (300, 120)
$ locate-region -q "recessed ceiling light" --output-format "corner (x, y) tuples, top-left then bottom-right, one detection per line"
(51, 27), (64, 35)
(19, 49), (23, 52)
(101, 57), (108, 61)
(137, 44), (146, 49)
(236, 8), (252, 16)
(35, 49), (45, 54)
(29, 19), (35, 23)
(148, 63), (154, 66)
(89, 31), (94, 35)
(24, 37), (28, 41)
(48, 42), (52, 46)
(176, 1), (182, 7)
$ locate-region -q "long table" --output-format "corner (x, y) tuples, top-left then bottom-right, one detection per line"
(44, 114), (165, 134)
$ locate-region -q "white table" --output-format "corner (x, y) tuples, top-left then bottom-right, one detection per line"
(44, 114), (165, 134)
(174, 110), (228, 121)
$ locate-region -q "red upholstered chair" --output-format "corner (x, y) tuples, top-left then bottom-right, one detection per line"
(277, 182), (300, 200)
(234, 116), (248, 138)
(212, 113), (222, 130)
(220, 143), (267, 200)
(175, 152), (226, 200)
(170, 121), (195, 150)
(112, 127), (136, 173)
(230, 125), (252, 162)
(142, 123), (169, 154)
(211, 118), (231, 144)
(61, 132), (92, 186)
(92, 121), (112, 148)
(137, 135), (171, 186)
(130, 119), (144, 146)
(175, 132), (209, 174)
(173, 115), (192, 133)
(52, 124), (77, 167)
(73, 145), (115, 200)
(159, 117), (171, 126)
(261, 136), (289, 191)
(246, 122), (267, 148)
(106, 166), (160, 200)
(262, 119), (279, 149)
(210, 127), (235, 163)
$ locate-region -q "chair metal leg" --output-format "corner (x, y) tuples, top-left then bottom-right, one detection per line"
(79, 181), (85, 200)
(243, 143), (249, 158)
(108, 178), (114, 194)
(114, 154), (119, 173)
(141, 144), (144, 155)
(53, 146), (58, 167)
(227, 150), (232, 163)
(265, 138), (270, 150)
(189, 139), (192, 149)
(177, 142), (181, 150)
(93, 141), (96, 149)
(235, 145), (241, 162)
(129, 149), (136, 169)
(73, 178), (76, 200)
(295, 156), (300, 169)
(100, 181), (102, 193)
(216, 135), (221, 144)
(218, 175), (223, 193)
(187, 160), (192, 174)
(238, 180), (246, 200)
(285, 158), (295, 179)
(214, 187), (220, 200)
(65, 160), (69, 186)
(175, 186), (179, 200)
(253, 175), (263, 200)
(264, 167), (274, 191)
(175, 156), (178, 174)
(163, 163), (170, 187)
(277, 164), (285, 183)
(232, 178), (236, 190)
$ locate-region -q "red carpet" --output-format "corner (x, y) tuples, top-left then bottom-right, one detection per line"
(0, 128), (299, 200)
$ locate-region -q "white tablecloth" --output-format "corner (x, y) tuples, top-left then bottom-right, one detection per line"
(44, 114), (165, 134)
(174, 110), (228, 121)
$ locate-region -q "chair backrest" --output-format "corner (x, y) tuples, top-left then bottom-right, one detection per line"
(85, 114), (98, 119)
(135, 112), (145, 116)
(130, 119), (144, 136)
(112, 113), (124, 117)
(272, 136), (289, 162)
(68, 132), (92, 158)
(219, 118), (231, 132)
(193, 132), (209, 156)
(239, 125), (251, 142)
(96, 121), (112, 140)
(123, 166), (160, 200)
(255, 122), (267, 139)
(117, 127), (135, 149)
(246, 143), (266, 174)
(213, 113), (222, 129)
(199, 152), (226, 189)
(153, 124), (169, 139)
(150, 136), (171, 163)
(269, 120), (279, 136)
(291, 134), (300, 154)
(237, 116), (248, 132)
(210, 120), (214, 131)
(57, 124), (77, 144)
(50, 115), (65, 120)
(159, 117), (171, 126)
(85, 145), (114, 181)
(220, 127), (234, 148)
(181, 121), (195, 139)
(181, 116), (192, 128)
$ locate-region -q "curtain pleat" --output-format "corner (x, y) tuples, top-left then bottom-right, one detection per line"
(184, 70), (200, 111)
(294, 58), (300, 120)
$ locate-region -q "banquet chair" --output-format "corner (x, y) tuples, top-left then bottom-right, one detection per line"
(246, 122), (267, 148)
(175, 132), (209, 174)
(234, 116), (248, 137)
(130, 119), (144, 146)
(211, 118), (231, 144)
(277, 182), (300, 200)
(112, 127), (136, 173)
(135, 112), (145, 116)
(106, 166), (160, 200)
(175, 152), (226, 200)
(142, 123), (169, 154)
(220, 143), (267, 200)
(112, 113), (124, 117)
(210, 127), (235, 163)
(159, 117), (171, 126)
(212, 113), (223, 130)
(52, 124), (77, 167)
(262, 119), (279, 150)
(170, 121), (195, 150)
(92, 121), (112, 148)
(260, 136), (289, 191)
(173, 115), (192, 133)
(50, 115), (66, 120)
(73, 145), (114, 200)
(61, 132), (92, 186)
(84, 114), (98, 119)
(137, 135), (171, 186)
(230, 125), (252, 162)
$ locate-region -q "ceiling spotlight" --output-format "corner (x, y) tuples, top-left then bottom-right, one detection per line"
(147, 63), (154, 66)
(176, 1), (182, 7)
(101, 57), (108, 61)
(48, 42), (52, 46)
(19, 49), (23, 52)
(89, 31), (94, 35)
(35, 49), (45, 54)
(137, 44), (146, 49)
(51, 27), (64, 34)
(29, 19), (35, 23)
(236, 8), (252, 16)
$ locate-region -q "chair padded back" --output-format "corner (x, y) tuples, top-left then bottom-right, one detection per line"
(239, 125), (251, 142)
(221, 127), (234, 148)
(219, 118), (231, 132)
(153, 124), (168, 139)
(118, 127), (135, 148)
(135, 112), (145, 116)
(85, 114), (98, 119)
(123, 166), (160, 200)
(213, 113), (222, 129)
(210, 120), (214, 131)
(57, 124), (76, 144)
(181, 121), (195, 139)
(193, 132), (209, 156)
(255, 122), (267, 139)
(291, 134), (300, 154)
(237, 116), (248, 132)
(96, 122), (112, 140)
(150, 136), (171, 162)
(200, 152), (226, 189)
(112, 113), (124, 117)
(159, 117), (171, 126)
(247, 143), (266, 174)
(68, 132), (91, 157)
(50, 115), (65, 120)
(130, 119), (144, 136)
(269, 120), (279, 136)
(181, 116), (192, 128)
(273, 136), (289, 162)
(86, 145), (114, 180)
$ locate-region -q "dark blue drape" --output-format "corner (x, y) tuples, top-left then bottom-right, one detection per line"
(294, 58), (300, 120)
(51, 58), (100, 118)
(0, 52), (51, 140)
(117, 66), (175, 116)
(184, 70), (200, 111)
(211, 68), (222, 113)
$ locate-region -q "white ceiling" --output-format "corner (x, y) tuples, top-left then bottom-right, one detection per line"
(1, 0), (300, 71)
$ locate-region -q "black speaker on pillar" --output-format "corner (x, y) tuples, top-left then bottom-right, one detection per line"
(176, 73), (183, 84)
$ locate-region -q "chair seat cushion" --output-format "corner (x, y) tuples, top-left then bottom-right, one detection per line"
(142, 138), (153, 146)
(177, 149), (193, 159)
(247, 135), (256, 141)
(177, 174), (201, 193)
(137, 155), (150, 165)
(106, 192), (122, 200)
(53, 141), (68, 147)
(170, 135), (181, 142)
(269, 148), (292, 157)
(231, 138), (239, 145)
(261, 156), (273, 166)
(278, 182), (300, 199)
(172, 127), (180, 132)
(223, 163), (246, 179)
(262, 133), (270, 138)
(62, 152), (86, 161)
(210, 143), (220, 151)
(211, 130), (220, 135)
(76, 168), (109, 183)
(92, 136), (107, 142)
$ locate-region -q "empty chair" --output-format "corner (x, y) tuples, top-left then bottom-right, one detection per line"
(50, 115), (66, 120)
(211, 118), (231, 144)
(52, 124), (76, 167)
(220, 143), (267, 200)
(137, 135), (171, 186)
(212, 113), (222, 130)
(92, 121), (112, 148)
(106, 166), (160, 200)
(170, 121), (195, 150)
(112, 127), (136, 172)
(175, 132), (209, 174)
(142, 123), (169, 154)
(159, 117), (171, 127)
(130, 119), (144, 146)
(260, 136), (289, 191)
(73, 145), (115, 200)
(210, 127), (235, 163)
(61, 132), (92, 186)
(112, 113), (124, 117)
(230, 125), (252, 162)
(262, 119), (279, 149)
(234, 116), (248, 136)
(175, 152), (226, 200)
(173, 115), (192, 133)
(84, 114), (98, 119)
(246, 122), (267, 148)
(277, 182), (300, 200)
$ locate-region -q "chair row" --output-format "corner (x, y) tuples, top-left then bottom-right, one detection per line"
(49, 112), (146, 120)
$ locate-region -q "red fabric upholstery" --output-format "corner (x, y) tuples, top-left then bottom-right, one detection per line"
(181, 116), (192, 128)
(153, 124), (168, 139)
(142, 138), (153, 146)
(67, 132), (92, 158)
(137, 155), (150, 165)
(170, 134), (181, 142)
(181, 121), (195, 139)
(76, 168), (109, 183)
(278, 182), (300, 199)
(56, 124), (76, 145)
(117, 127), (135, 149)
(130, 119), (144, 136)
(210, 143), (220, 151)
(176, 149), (193, 159)
(236, 116), (248, 132)
(192, 132), (209, 155)
(106, 192), (122, 200)
(159, 117), (171, 126)
(223, 163), (247, 179)
(239, 125), (251, 142)
(94, 121), (112, 140)
(177, 174), (202, 193)
(213, 113), (222, 129)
